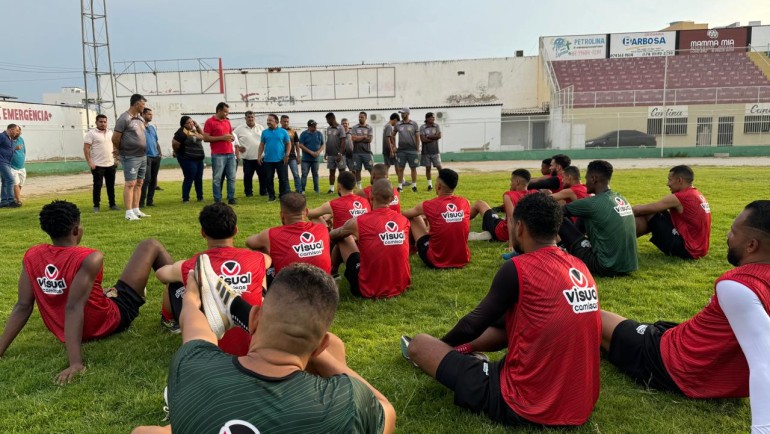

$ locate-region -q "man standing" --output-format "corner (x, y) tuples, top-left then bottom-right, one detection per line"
(84, 115), (118, 212)
(420, 112), (442, 192)
(341, 118), (355, 171)
(298, 119), (324, 194)
(113, 94), (150, 221)
(395, 108), (421, 192)
(401, 193), (601, 428)
(601, 201), (770, 432)
(258, 114), (291, 201)
(324, 112), (346, 194)
(280, 115), (302, 193)
(11, 127), (26, 205)
(203, 102), (237, 205)
(560, 160), (638, 277)
(350, 112), (374, 190)
(403, 168), (471, 269)
(632, 165), (711, 259)
(139, 108), (161, 208)
(382, 113), (399, 174)
(0, 124), (20, 208)
(233, 111), (264, 198)
(330, 179), (411, 299)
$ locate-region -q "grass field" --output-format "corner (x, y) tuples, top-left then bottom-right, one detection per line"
(0, 166), (761, 433)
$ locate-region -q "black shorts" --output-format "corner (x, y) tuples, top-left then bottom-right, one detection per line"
(566, 237), (628, 278)
(608, 319), (681, 393)
(344, 252), (362, 297)
(166, 281), (185, 322)
(436, 351), (531, 426)
(107, 280), (145, 334)
(482, 209), (504, 242)
(648, 212), (693, 259)
(416, 234), (437, 269)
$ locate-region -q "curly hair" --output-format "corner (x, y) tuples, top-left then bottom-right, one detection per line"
(39, 200), (80, 239)
(198, 202), (237, 240)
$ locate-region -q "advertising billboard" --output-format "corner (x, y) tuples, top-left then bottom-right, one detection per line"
(542, 34), (607, 61)
(678, 27), (748, 54)
(610, 31), (676, 58)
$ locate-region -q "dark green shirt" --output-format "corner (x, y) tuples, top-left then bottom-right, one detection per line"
(564, 189), (638, 273)
(168, 340), (385, 434)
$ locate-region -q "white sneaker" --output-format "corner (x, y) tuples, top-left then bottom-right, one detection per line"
(125, 212), (140, 221)
(468, 231), (492, 241)
(134, 209), (150, 218)
(195, 254), (234, 339)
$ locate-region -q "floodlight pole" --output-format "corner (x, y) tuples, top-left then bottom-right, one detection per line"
(80, 0), (117, 126)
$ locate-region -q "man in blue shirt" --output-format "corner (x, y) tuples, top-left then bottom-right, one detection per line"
(0, 124), (21, 208)
(140, 108), (162, 207)
(298, 119), (325, 194)
(258, 114), (291, 202)
(11, 128), (26, 205)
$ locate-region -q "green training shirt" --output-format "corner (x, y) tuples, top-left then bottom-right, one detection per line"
(564, 189), (638, 273)
(168, 340), (385, 434)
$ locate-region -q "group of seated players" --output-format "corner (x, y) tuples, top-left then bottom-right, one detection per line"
(0, 154), (767, 433)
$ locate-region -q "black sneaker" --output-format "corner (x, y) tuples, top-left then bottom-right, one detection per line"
(327, 189), (334, 194)
(427, 185), (433, 191)
(228, 198), (237, 205)
(411, 185), (417, 193)
(160, 315), (181, 334)
(397, 186), (403, 192)
(93, 206), (100, 213)
(268, 197), (276, 202)
(155, 186), (163, 191)
(109, 205), (120, 211)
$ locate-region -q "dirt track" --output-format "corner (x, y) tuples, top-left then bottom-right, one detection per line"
(21, 157), (770, 198)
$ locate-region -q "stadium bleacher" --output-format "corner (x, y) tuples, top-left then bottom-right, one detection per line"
(551, 52), (770, 108)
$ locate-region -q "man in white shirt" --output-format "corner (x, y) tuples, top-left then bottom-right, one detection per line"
(83, 114), (119, 212)
(233, 111), (265, 197)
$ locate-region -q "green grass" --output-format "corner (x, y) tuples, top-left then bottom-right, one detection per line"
(0, 167), (759, 433)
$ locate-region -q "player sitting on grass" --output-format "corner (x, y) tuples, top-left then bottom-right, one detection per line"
(0, 200), (174, 384)
(467, 169), (534, 249)
(632, 165), (711, 259)
(361, 163), (401, 213)
(246, 192), (331, 281)
(155, 202), (269, 356)
(542, 165), (588, 204)
(308, 171), (371, 229)
(401, 193), (601, 427)
(601, 200), (770, 433)
(559, 160), (638, 277)
(527, 153), (570, 193)
(403, 168), (471, 269)
(329, 179), (411, 298)
(132, 262), (396, 433)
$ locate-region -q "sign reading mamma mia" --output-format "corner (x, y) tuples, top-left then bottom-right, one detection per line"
(542, 34), (607, 61)
(678, 27), (748, 54)
(648, 106), (688, 118)
(610, 31), (675, 58)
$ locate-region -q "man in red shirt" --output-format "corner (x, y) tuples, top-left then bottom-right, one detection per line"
(527, 154), (570, 193)
(468, 169), (533, 249)
(403, 168), (470, 269)
(203, 102), (237, 205)
(602, 201), (770, 431)
(544, 166), (588, 204)
(329, 179), (411, 298)
(246, 192), (331, 281)
(0, 200), (174, 384)
(155, 202), (269, 355)
(362, 163), (401, 213)
(401, 193), (601, 427)
(308, 171), (371, 229)
(631, 165), (711, 259)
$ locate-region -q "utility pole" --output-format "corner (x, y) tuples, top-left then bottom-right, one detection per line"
(80, 0), (117, 126)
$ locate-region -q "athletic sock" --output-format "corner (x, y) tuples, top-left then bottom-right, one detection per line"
(132, 208), (140, 214)
(125, 210), (135, 218)
(330, 186), (335, 192)
(229, 296), (253, 332)
(357, 182), (362, 189)
(454, 343), (472, 354)
(411, 182), (417, 188)
(427, 180), (433, 187)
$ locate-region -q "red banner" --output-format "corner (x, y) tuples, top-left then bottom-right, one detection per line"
(678, 28), (748, 54)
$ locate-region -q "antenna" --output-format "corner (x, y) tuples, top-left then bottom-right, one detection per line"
(80, 0), (117, 126)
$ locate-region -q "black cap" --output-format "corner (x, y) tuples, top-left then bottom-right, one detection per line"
(307, 119), (317, 126)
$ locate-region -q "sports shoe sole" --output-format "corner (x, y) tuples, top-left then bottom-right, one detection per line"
(400, 335), (418, 367)
(195, 254), (232, 339)
(468, 231), (493, 241)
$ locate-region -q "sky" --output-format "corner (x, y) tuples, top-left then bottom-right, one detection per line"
(3, 0), (769, 103)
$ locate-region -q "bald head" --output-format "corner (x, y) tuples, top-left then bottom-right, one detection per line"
(371, 163), (388, 181)
(371, 178), (394, 208)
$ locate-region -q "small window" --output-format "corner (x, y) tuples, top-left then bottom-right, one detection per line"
(647, 118), (662, 135)
(664, 117), (688, 136)
(744, 115), (770, 134)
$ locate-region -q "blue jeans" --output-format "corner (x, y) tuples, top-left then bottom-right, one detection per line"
(301, 160), (320, 193)
(288, 158), (301, 192)
(178, 158), (204, 202)
(211, 154), (236, 202)
(0, 162), (14, 205)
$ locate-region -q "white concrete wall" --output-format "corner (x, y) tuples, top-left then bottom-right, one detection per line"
(0, 101), (95, 161)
